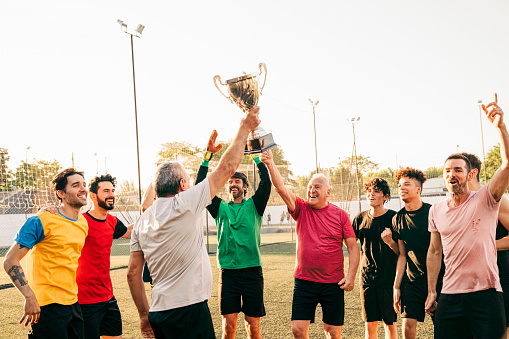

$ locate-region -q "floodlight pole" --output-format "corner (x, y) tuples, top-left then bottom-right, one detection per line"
(308, 99), (319, 173)
(118, 20), (145, 207)
(347, 117), (361, 213)
(478, 100), (488, 183)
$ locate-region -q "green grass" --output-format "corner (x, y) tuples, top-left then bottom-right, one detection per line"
(0, 235), (435, 338)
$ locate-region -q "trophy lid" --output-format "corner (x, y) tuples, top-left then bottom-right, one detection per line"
(226, 73), (257, 84)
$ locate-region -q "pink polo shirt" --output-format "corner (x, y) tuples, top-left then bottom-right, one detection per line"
(429, 183), (501, 294)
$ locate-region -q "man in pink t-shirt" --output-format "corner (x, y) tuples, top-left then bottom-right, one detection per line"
(425, 95), (509, 339)
(261, 150), (359, 339)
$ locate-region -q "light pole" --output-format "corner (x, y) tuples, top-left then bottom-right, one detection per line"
(105, 156), (110, 174)
(118, 19), (145, 206)
(25, 146), (30, 219)
(347, 117), (361, 213)
(478, 100), (488, 183)
(308, 99), (319, 173)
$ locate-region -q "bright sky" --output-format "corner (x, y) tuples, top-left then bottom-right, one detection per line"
(2, 0), (508, 188)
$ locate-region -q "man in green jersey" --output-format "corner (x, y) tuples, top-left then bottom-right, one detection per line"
(196, 130), (272, 339)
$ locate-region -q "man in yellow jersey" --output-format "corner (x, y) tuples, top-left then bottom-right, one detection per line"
(3, 168), (89, 338)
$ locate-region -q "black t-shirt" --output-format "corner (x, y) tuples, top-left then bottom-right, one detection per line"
(392, 203), (432, 283)
(353, 209), (398, 287)
(496, 221), (509, 285)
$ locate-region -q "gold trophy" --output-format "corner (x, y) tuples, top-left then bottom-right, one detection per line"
(213, 63), (277, 154)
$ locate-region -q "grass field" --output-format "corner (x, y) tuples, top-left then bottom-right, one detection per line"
(0, 233), (435, 338)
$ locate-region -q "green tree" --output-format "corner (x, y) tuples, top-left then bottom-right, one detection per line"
(482, 144), (501, 182)
(0, 148), (13, 190)
(425, 166), (443, 180)
(13, 159), (62, 189)
(157, 141), (203, 178)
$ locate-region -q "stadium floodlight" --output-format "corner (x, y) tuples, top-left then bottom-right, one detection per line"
(117, 19), (146, 208)
(478, 99), (487, 183)
(135, 24), (145, 35)
(308, 99), (320, 174)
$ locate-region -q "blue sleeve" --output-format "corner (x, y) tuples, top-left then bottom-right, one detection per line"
(14, 216), (45, 249)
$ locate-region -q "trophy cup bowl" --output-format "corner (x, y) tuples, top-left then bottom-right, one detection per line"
(213, 63), (277, 154)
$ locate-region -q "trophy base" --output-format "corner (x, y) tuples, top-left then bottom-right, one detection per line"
(244, 133), (277, 155)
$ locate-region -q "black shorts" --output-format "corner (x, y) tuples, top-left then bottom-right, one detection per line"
(291, 278), (345, 326)
(80, 296), (122, 338)
(148, 300), (215, 339)
(434, 288), (506, 339)
(502, 283), (509, 325)
(400, 280), (427, 322)
(360, 285), (397, 325)
(219, 266), (266, 317)
(30, 302), (84, 339)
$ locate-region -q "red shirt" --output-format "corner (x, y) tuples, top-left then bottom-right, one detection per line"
(77, 213), (127, 304)
(291, 197), (355, 283)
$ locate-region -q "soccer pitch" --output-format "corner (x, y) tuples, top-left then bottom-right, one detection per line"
(0, 238), (434, 338)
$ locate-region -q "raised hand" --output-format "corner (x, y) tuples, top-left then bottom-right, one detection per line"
(207, 130), (222, 154)
(243, 106), (261, 132)
(482, 93), (505, 128)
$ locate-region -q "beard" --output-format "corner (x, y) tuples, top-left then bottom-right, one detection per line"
(448, 177), (467, 195)
(98, 197), (115, 210)
(229, 187), (244, 201)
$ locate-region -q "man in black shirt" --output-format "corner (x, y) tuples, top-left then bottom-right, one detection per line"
(392, 167), (442, 339)
(352, 177), (398, 339)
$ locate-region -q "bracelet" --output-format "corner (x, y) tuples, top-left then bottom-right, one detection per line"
(250, 154), (261, 164)
(201, 159), (210, 167)
(204, 151), (214, 161)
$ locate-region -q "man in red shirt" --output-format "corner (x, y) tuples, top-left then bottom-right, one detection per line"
(78, 174), (133, 339)
(261, 150), (359, 339)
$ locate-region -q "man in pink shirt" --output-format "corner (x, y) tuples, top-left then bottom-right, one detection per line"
(425, 95), (509, 339)
(261, 150), (359, 339)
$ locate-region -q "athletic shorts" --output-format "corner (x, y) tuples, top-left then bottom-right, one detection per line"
(291, 278), (345, 326)
(434, 288), (505, 339)
(148, 300), (215, 339)
(219, 266), (266, 317)
(502, 283), (509, 325)
(30, 302), (84, 339)
(400, 280), (427, 322)
(360, 285), (397, 324)
(80, 296), (122, 339)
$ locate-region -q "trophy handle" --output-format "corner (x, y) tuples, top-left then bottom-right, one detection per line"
(258, 63), (267, 95)
(213, 75), (234, 104)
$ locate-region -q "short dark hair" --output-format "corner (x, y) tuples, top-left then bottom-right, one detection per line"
(394, 167), (427, 187)
(444, 153), (471, 173)
(460, 152), (482, 181)
(89, 174), (116, 194)
(231, 172), (249, 196)
(363, 177), (391, 203)
(51, 168), (85, 202)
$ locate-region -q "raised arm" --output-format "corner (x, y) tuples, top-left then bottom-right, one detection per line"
(483, 94), (509, 200)
(207, 107), (260, 199)
(260, 149), (297, 212)
(3, 242), (40, 327)
(251, 155), (271, 216)
(196, 130), (223, 218)
(425, 232), (443, 316)
(140, 182), (155, 213)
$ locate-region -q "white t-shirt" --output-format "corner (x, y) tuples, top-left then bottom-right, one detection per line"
(429, 183), (501, 294)
(131, 179), (212, 311)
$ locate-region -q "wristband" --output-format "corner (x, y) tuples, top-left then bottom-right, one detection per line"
(250, 154), (262, 164)
(201, 159), (210, 167)
(204, 151), (214, 161)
